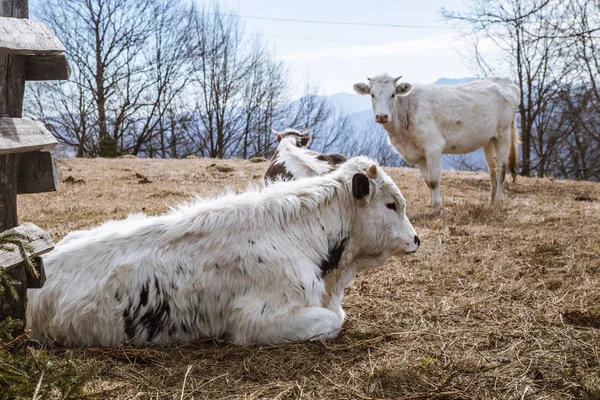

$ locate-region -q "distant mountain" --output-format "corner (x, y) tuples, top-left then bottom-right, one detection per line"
(327, 93), (371, 115)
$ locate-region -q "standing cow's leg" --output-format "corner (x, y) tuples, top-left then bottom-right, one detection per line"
(483, 141), (497, 204)
(492, 134), (510, 206)
(417, 154), (443, 214)
(231, 306), (343, 345)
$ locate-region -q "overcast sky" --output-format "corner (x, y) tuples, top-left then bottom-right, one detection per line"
(209, 0), (478, 95)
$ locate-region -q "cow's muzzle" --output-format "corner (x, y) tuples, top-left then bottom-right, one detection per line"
(375, 114), (389, 124)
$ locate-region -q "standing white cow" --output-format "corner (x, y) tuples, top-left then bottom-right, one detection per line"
(27, 156), (419, 347)
(354, 74), (520, 214)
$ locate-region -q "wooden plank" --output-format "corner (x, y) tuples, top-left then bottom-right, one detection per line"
(0, 0), (28, 19)
(25, 54), (70, 81)
(0, 222), (54, 270)
(0, 17), (64, 55)
(0, 118), (57, 154)
(0, 153), (18, 232)
(17, 151), (60, 194)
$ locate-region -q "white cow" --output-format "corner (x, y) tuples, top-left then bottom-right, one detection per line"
(354, 75), (520, 214)
(27, 156), (419, 347)
(264, 128), (347, 182)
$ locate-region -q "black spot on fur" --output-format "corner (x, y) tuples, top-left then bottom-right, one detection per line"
(249, 240), (255, 245)
(299, 283), (305, 291)
(315, 271), (322, 281)
(258, 256), (264, 264)
(316, 153), (347, 166)
(264, 161), (294, 182)
(140, 282), (149, 307)
(180, 322), (190, 334)
(123, 307), (136, 340)
(215, 263), (220, 270)
(139, 298), (171, 341)
(261, 303), (267, 315)
(320, 237), (349, 277)
(115, 291), (121, 302)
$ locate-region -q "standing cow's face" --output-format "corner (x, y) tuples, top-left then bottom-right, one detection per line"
(353, 76), (412, 125)
(350, 164), (419, 264)
(273, 129), (311, 148)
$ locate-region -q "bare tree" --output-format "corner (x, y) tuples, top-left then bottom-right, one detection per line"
(442, 0), (572, 177)
(27, 0), (193, 157)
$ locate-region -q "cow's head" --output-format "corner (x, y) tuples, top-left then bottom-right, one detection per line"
(272, 128), (311, 148)
(343, 157), (419, 269)
(353, 75), (412, 125)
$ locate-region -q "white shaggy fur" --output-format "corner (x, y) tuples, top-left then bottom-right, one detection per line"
(354, 75), (520, 213)
(27, 157), (419, 347)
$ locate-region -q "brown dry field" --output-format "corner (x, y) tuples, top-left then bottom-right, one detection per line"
(18, 157), (600, 399)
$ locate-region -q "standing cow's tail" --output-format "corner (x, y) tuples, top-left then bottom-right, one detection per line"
(508, 118), (520, 182)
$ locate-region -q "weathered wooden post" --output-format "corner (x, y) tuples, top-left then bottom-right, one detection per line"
(0, 0), (70, 330)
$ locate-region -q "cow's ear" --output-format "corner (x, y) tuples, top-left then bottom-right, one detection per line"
(276, 134), (283, 142)
(395, 82), (412, 96)
(352, 173), (370, 200)
(300, 136), (311, 147)
(353, 82), (370, 95)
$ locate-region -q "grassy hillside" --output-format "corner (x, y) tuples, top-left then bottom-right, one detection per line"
(17, 157), (600, 399)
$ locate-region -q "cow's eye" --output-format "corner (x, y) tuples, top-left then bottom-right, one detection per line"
(371, 94), (375, 98)
(386, 203), (397, 211)
(391, 94), (395, 98)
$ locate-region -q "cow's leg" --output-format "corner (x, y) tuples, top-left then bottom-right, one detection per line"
(492, 135), (510, 206)
(232, 306), (343, 345)
(420, 153), (443, 214)
(417, 160), (434, 210)
(483, 141), (497, 204)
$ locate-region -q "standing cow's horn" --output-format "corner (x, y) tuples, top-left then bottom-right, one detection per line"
(394, 76), (403, 83)
(303, 125), (309, 135)
(367, 77), (372, 82)
(271, 128), (280, 136)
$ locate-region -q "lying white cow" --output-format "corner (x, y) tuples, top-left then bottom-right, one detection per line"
(27, 156), (419, 347)
(264, 128), (347, 182)
(354, 75), (520, 214)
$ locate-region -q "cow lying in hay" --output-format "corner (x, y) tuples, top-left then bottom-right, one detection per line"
(264, 128), (347, 182)
(27, 157), (420, 347)
(354, 75), (520, 214)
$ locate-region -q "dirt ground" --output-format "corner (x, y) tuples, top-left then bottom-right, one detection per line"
(17, 157), (600, 399)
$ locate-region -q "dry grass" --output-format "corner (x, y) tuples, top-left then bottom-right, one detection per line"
(18, 158), (600, 399)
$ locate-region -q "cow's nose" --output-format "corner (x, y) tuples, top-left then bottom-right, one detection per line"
(375, 114), (388, 123)
(414, 235), (420, 247)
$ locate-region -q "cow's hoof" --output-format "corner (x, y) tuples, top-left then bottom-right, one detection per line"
(431, 207), (443, 216)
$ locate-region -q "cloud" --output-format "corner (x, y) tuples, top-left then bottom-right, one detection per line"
(280, 32), (492, 62)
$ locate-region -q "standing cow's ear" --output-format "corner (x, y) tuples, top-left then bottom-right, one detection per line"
(395, 82), (412, 96)
(353, 83), (370, 95)
(276, 134), (283, 142)
(352, 173), (370, 200)
(300, 136), (311, 147)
